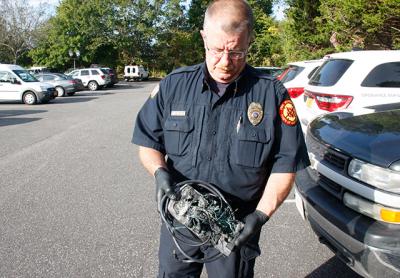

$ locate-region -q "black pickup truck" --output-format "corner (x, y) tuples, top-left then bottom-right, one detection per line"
(295, 110), (400, 278)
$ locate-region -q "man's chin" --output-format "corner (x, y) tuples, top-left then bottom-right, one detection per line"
(213, 72), (237, 83)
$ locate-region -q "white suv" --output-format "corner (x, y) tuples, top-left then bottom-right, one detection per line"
(301, 50), (400, 131)
(67, 68), (111, 91)
(279, 60), (323, 121)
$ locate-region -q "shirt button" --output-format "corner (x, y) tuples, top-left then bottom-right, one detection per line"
(207, 157), (212, 161)
(212, 131), (216, 135)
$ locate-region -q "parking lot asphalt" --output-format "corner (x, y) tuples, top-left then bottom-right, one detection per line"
(0, 81), (361, 277)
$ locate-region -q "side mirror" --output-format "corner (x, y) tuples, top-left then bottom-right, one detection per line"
(11, 78), (21, 85)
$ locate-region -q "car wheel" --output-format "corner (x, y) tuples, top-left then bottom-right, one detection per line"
(55, 86), (65, 97)
(67, 92), (75, 96)
(23, 91), (37, 105)
(88, 81), (98, 91)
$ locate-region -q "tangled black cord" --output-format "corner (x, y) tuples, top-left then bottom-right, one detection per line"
(158, 180), (235, 263)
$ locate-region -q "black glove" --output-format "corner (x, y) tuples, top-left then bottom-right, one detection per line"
(234, 210), (269, 248)
(154, 167), (177, 205)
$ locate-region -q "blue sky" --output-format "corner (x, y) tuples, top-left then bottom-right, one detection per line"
(29, 0), (286, 20)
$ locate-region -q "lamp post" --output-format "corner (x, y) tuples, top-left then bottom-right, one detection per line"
(68, 49), (81, 70)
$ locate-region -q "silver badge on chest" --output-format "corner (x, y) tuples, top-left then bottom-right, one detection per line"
(247, 102), (263, 126)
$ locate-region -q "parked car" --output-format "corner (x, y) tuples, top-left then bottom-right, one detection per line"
(101, 67), (118, 87)
(278, 60), (323, 121)
(64, 75), (85, 92)
(301, 50), (400, 132)
(254, 66), (283, 77)
(66, 68), (111, 91)
(0, 64), (56, 105)
(124, 65), (149, 81)
(35, 73), (82, 97)
(295, 109), (400, 277)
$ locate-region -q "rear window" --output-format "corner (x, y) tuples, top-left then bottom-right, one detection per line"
(257, 68), (274, 75)
(309, 59), (353, 86)
(100, 69), (108, 74)
(91, 70), (99, 75)
(55, 74), (68, 80)
(307, 66), (320, 79)
(280, 66), (304, 83)
(361, 62), (400, 88)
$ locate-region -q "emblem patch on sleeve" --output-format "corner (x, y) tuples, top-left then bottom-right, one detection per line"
(247, 102), (263, 126)
(150, 84), (159, 98)
(279, 99), (298, 126)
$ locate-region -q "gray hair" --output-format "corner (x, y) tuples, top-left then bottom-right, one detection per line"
(203, 0), (254, 39)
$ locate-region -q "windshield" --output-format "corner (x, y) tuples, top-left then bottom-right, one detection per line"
(280, 66), (304, 83)
(12, 70), (38, 82)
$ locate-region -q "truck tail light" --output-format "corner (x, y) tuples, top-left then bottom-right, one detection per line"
(101, 75), (106, 80)
(306, 91), (353, 112)
(287, 87), (304, 98)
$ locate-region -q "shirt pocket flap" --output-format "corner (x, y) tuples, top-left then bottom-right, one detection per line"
(238, 127), (270, 143)
(164, 116), (193, 132)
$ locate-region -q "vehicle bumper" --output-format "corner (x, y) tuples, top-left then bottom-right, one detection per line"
(37, 90), (54, 102)
(65, 86), (76, 93)
(295, 168), (400, 278)
(74, 85), (85, 91)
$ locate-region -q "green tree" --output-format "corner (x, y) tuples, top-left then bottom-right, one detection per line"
(151, 0), (193, 73)
(29, 0), (160, 71)
(281, 0), (332, 63)
(247, 0), (284, 66)
(317, 0), (400, 50)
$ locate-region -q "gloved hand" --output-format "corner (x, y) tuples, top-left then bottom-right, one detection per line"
(234, 210), (269, 248)
(154, 167), (177, 205)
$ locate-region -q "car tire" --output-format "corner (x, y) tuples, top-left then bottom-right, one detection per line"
(88, 81), (98, 91)
(55, 86), (65, 97)
(67, 92), (75, 96)
(23, 91), (37, 105)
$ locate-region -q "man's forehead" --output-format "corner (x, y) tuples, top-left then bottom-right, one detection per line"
(205, 29), (249, 45)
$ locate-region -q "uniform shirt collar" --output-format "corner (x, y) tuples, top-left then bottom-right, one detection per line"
(200, 62), (253, 94)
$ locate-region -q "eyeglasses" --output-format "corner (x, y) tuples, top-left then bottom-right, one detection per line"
(205, 42), (247, 60)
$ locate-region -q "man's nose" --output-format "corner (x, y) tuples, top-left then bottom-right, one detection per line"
(218, 52), (231, 66)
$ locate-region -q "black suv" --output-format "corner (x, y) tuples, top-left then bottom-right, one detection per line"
(295, 110), (400, 277)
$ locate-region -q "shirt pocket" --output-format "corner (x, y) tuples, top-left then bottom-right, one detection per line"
(233, 126), (271, 168)
(164, 116), (194, 156)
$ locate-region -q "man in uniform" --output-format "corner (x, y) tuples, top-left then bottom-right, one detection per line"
(132, 0), (310, 277)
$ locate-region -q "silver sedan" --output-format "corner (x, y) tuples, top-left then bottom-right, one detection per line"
(35, 73), (83, 97)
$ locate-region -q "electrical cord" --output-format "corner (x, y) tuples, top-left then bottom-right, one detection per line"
(158, 180), (240, 263)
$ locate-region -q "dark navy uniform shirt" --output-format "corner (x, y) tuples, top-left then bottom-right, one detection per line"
(132, 63), (309, 207)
